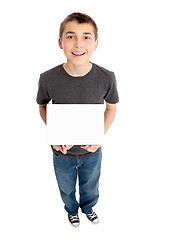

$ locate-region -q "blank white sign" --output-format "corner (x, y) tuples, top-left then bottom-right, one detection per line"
(47, 104), (104, 145)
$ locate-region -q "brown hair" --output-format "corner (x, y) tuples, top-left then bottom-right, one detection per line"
(59, 12), (98, 40)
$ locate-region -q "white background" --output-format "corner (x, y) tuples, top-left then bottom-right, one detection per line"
(0, 0), (170, 239)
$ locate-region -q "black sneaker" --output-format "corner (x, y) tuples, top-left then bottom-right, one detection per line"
(68, 214), (80, 227)
(86, 211), (99, 223)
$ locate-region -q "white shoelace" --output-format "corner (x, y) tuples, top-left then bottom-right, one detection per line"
(87, 212), (97, 220)
(69, 215), (79, 222)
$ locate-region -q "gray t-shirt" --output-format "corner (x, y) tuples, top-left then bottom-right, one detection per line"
(36, 62), (119, 157)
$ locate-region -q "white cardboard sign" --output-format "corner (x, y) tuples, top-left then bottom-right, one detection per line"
(47, 104), (104, 145)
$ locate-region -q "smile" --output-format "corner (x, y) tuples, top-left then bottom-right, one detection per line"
(71, 52), (86, 56)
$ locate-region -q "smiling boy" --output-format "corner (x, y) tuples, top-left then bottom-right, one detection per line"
(59, 20), (98, 76)
(36, 12), (119, 227)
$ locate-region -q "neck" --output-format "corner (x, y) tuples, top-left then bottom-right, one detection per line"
(63, 61), (92, 77)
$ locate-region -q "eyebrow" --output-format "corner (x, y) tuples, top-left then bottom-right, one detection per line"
(66, 31), (93, 35)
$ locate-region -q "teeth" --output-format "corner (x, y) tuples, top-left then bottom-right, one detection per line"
(72, 52), (85, 55)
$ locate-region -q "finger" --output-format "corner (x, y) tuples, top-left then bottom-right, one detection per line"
(65, 145), (69, 150)
(88, 145), (98, 152)
(53, 145), (59, 151)
(81, 145), (89, 149)
(86, 146), (91, 151)
(61, 145), (65, 151)
(57, 145), (62, 151)
(61, 145), (67, 154)
(86, 147), (94, 152)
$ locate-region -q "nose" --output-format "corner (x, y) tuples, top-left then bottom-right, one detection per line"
(74, 38), (82, 48)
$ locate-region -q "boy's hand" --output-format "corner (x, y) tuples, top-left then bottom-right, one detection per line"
(52, 145), (74, 154)
(80, 145), (101, 152)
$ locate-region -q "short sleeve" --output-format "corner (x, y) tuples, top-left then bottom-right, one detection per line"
(36, 75), (51, 105)
(104, 72), (119, 104)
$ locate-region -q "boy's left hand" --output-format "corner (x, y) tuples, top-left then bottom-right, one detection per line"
(80, 145), (101, 152)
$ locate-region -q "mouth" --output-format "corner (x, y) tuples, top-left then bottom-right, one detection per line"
(71, 52), (86, 57)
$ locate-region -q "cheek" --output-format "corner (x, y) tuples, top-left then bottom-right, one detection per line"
(86, 44), (95, 53)
(63, 40), (74, 50)
(85, 41), (96, 51)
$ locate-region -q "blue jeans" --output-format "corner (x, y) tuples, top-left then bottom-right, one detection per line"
(53, 147), (102, 216)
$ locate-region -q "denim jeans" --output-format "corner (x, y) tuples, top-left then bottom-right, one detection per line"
(53, 147), (102, 216)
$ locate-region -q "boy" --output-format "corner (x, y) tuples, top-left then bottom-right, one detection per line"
(36, 12), (119, 227)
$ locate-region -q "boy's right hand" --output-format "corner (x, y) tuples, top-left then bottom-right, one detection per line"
(52, 145), (73, 154)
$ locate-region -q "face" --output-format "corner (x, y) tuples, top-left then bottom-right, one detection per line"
(58, 21), (98, 66)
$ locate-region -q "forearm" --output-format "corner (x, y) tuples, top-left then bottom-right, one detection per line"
(104, 107), (117, 135)
(39, 105), (47, 125)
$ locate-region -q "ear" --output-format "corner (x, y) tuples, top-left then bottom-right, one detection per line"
(58, 38), (63, 49)
(94, 39), (99, 51)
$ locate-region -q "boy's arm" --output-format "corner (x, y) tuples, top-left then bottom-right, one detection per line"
(104, 102), (117, 135)
(39, 103), (48, 125)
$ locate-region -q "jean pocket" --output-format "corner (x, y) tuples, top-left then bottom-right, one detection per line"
(53, 152), (61, 159)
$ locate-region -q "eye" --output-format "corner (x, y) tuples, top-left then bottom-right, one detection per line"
(84, 36), (90, 40)
(67, 36), (74, 39)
